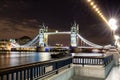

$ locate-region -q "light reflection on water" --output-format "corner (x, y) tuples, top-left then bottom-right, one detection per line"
(0, 52), (52, 68)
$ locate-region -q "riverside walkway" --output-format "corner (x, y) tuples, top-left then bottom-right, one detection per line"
(0, 51), (119, 80)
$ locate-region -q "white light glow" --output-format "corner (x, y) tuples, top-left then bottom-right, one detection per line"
(56, 30), (58, 33)
(109, 18), (117, 26)
(112, 25), (117, 31)
(109, 18), (118, 31)
(117, 42), (120, 48)
(114, 35), (119, 40)
(87, 0), (91, 2)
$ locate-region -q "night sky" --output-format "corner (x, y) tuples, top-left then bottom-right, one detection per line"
(0, 0), (120, 45)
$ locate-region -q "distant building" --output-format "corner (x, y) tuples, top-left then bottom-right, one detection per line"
(0, 41), (11, 51)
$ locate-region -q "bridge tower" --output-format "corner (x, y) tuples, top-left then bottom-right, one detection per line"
(44, 27), (48, 46)
(39, 24), (48, 47)
(71, 23), (79, 47)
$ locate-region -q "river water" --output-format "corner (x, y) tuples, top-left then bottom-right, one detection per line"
(0, 52), (103, 69)
(0, 52), (52, 68)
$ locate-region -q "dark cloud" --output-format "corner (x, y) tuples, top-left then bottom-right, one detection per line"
(0, 19), (38, 39)
(0, 0), (119, 45)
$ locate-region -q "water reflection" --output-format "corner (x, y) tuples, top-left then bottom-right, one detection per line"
(0, 52), (51, 68)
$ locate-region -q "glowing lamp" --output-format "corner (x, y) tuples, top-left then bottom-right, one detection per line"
(114, 35), (119, 40)
(109, 18), (118, 31)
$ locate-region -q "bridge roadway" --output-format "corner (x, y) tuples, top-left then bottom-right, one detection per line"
(45, 31), (71, 35)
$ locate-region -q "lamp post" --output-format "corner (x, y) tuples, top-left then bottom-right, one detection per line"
(109, 18), (118, 46)
(114, 35), (119, 46)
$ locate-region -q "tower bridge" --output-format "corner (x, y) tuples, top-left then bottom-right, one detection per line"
(1, 0), (120, 80)
(11, 23), (105, 50)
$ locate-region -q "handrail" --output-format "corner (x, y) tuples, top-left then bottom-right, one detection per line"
(0, 55), (113, 80)
(0, 57), (72, 80)
(73, 55), (113, 66)
(0, 57), (72, 71)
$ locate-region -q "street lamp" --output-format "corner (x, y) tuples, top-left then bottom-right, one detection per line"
(109, 18), (117, 31)
(109, 18), (118, 46)
(114, 35), (119, 40)
(114, 35), (119, 47)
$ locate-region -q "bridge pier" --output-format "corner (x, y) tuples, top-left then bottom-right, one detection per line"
(36, 46), (45, 52)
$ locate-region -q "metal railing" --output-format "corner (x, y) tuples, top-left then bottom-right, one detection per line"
(0, 55), (113, 80)
(73, 55), (113, 66)
(0, 57), (72, 80)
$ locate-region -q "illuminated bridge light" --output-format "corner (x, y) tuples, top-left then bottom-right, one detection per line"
(93, 5), (96, 8)
(90, 2), (94, 6)
(55, 30), (58, 33)
(87, 0), (91, 2)
(95, 8), (99, 11)
(99, 13), (102, 16)
(97, 11), (100, 14)
(85, 0), (111, 29)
